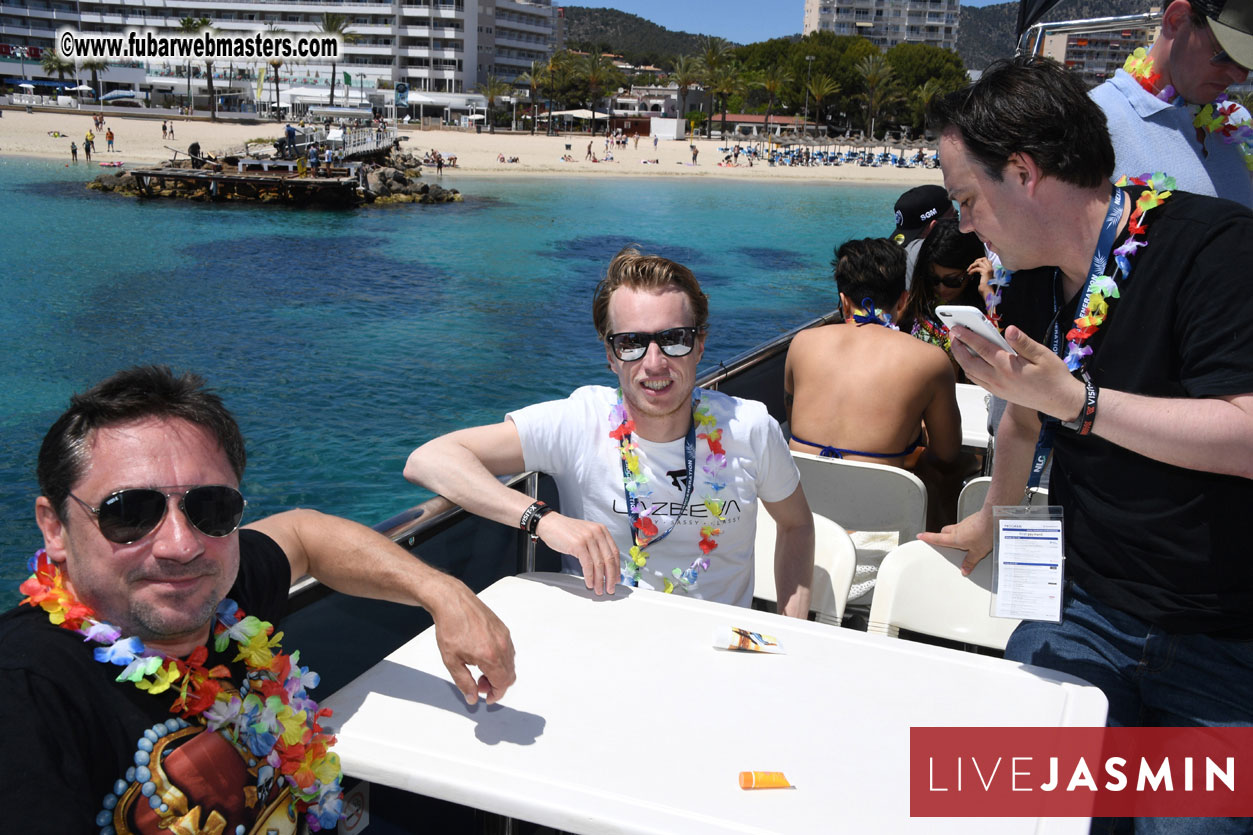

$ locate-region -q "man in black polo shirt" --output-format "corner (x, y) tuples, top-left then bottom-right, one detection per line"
(920, 57), (1253, 736)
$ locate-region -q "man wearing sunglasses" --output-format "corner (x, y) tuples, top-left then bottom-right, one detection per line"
(406, 247), (815, 617)
(1090, 0), (1253, 205)
(1, 366), (515, 832)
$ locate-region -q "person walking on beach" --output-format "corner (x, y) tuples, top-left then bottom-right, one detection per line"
(691, 144), (699, 164)
(83, 135), (92, 162)
(106, 128), (115, 152)
(161, 121), (168, 140)
(70, 141), (78, 162)
(586, 140), (593, 161)
(168, 122), (174, 140)
(653, 133), (659, 151)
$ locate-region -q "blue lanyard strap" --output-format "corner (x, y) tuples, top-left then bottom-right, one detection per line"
(1026, 185), (1123, 500)
(617, 397), (698, 550)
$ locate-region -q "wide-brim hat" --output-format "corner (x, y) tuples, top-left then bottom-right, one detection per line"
(1192, 0), (1253, 69)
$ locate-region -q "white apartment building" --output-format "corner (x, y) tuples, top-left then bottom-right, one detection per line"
(1, 0), (558, 116)
(803, 0), (959, 52)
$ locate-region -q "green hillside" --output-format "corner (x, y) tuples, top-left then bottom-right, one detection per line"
(560, 6), (748, 69)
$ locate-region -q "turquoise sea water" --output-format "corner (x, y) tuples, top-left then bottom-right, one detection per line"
(0, 156), (901, 606)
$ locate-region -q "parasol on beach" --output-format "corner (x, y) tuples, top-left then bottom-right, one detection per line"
(18, 82), (35, 89)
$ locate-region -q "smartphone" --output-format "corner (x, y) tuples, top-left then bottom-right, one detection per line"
(935, 305), (1017, 355)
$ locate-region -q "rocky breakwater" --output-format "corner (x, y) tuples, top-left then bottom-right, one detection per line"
(362, 150), (461, 205)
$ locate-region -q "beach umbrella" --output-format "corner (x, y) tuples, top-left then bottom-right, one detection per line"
(18, 82), (34, 89)
(68, 84), (94, 93)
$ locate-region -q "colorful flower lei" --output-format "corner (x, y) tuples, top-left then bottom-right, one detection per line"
(1124, 46), (1253, 172)
(20, 549), (343, 832)
(612, 391), (724, 593)
(979, 175), (1172, 372)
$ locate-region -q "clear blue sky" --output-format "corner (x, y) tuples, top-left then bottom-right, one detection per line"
(570, 0), (1010, 45)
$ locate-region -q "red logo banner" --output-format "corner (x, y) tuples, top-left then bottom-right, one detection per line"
(910, 727), (1253, 818)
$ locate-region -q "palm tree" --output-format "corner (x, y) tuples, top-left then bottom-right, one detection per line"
(543, 50), (572, 135)
(754, 63), (793, 139)
(806, 73), (840, 136)
(40, 47), (74, 87)
(476, 75), (512, 134)
(318, 13), (358, 108)
(853, 53), (903, 140)
(909, 77), (947, 133)
(516, 60), (542, 134)
(264, 26), (289, 120)
(177, 17), (210, 114)
(577, 51), (620, 135)
(706, 61), (746, 142)
(670, 55), (701, 124)
(80, 58), (107, 102)
(697, 36), (731, 137)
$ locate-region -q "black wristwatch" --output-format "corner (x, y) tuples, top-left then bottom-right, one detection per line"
(519, 500), (554, 542)
(1060, 369), (1098, 436)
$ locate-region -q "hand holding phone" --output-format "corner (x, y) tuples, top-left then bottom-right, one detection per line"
(935, 305), (1017, 356)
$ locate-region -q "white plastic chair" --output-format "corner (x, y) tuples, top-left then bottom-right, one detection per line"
(791, 451), (928, 543)
(955, 382), (992, 451)
(754, 511), (856, 625)
(958, 476), (1048, 521)
(867, 540), (1019, 651)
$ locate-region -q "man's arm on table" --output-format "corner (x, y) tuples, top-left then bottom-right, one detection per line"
(247, 510), (515, 705)
(761, 484), (815, 619)
(404, 421), (621, 595)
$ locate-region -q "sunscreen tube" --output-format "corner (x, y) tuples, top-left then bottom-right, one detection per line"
(738, 771), (792, 789)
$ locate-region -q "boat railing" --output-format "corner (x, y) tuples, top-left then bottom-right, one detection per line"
(1018, 12), (1161, 56)
(695, 309), (839, 392)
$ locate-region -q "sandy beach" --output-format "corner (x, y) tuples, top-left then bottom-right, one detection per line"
(0, 107), (942, 184)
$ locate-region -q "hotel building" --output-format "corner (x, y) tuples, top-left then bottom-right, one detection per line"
(0, 0), (560, 116)
(802, 0), (959, 51)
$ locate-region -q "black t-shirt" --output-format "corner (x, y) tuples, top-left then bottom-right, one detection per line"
(0, 528), (291, 834)
(999, 188), (1253, 638)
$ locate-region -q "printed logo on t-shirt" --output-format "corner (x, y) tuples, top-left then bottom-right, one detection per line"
(612, 498), (743, 522)
(666, 467), (688, 491)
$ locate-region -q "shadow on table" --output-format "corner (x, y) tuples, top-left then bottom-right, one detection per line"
(335, 660), (546, 746)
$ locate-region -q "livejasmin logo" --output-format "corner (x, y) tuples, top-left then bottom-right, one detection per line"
(927, 753), (1234, 793)
(910, 727), (1253, 818)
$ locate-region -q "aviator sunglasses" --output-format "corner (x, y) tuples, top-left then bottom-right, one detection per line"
(606, 326), (704, 362)
(67, 485), (247, 544)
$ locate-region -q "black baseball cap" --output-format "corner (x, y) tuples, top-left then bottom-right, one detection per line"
(892, 185), (954, 245)
(1192, 0), (1253, 69)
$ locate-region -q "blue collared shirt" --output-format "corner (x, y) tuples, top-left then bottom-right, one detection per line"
(1091, 68), (1253, 207)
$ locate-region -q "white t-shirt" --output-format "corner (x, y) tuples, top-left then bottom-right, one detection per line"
(508, 385), (800, 607)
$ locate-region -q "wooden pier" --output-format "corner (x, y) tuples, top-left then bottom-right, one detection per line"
(127, 166), (365, 207)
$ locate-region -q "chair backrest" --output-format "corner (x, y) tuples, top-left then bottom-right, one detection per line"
(955, 383), (993, 450)
(791, 451), (928, 543)
(867, 540), (1019, 650)
(957, 476), (1048, 521)
(754, 511), (856, 625)
(957, 476), (991, 522)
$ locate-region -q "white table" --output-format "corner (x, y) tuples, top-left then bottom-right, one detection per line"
(323, 573), (1106, 834)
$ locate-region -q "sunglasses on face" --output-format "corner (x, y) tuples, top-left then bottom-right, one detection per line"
(928, 270), (969, 289)
(67, 485), (247, 544)
(607, 326), (703, 362)
(1206, 24), (1251, 70)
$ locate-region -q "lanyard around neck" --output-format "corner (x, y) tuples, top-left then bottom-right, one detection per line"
(617, 398), (698, 550)
(1026, 185), (1123, 498)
